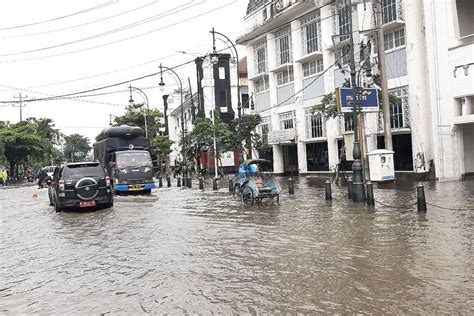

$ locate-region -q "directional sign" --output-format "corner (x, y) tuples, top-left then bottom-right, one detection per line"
(336, 88), (379, 113)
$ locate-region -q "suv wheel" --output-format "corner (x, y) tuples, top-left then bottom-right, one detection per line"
(75, 177), (99, 201)
(54, 199), (62, 212)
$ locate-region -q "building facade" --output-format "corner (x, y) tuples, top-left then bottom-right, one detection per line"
(238, 0), (473, 180)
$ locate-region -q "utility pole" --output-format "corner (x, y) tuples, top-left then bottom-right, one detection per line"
(347, 0), (366, 202)
(13, 93), (28, 122)
(374, 0), (393, 150)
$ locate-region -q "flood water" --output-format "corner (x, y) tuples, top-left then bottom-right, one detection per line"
(1, 177), (473, 314)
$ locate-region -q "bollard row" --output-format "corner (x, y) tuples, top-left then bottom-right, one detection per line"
(325, 180), (428, 213)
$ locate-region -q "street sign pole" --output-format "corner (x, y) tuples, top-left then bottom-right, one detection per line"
(347, 0), (365, 202)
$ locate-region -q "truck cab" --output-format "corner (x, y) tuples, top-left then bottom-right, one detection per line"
(111, 150), (155, 193)
(93, 125), (156, 194)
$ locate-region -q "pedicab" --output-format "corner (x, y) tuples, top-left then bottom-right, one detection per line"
(235, 159), (281, 205)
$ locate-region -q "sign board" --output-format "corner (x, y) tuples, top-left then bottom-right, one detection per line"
(343, 133), (354, 161)
(336, 88), (379, 113)
(267, 129), (295, 144)
(73, 151), (85, 157)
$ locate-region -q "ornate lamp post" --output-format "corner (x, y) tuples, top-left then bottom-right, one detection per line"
(210, 27), (243, 163)
(158, 63), (188, 184)
(128, 84), (150, 139)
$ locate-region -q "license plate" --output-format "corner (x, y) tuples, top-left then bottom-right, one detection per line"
(79, 201), (96, 207)
(129, 184), (145, 191)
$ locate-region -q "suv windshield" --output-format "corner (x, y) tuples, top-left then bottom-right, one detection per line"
(116, 152), (152, 168)
(63, 164), (105, 179)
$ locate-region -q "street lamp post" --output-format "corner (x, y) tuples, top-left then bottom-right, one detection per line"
(159, 63), (188, 185)
(347, 0), (366, 202)
(210, 27), (243, 163)
(128, 85), (150, 139)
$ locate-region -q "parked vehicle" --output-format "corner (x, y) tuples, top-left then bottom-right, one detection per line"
(93, 125), (155, 194)
(235, 159), (281, 205)
(48, 161), (113, 212)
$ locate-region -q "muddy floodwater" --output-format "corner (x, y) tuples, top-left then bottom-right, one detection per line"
(1, 177), (473, 314)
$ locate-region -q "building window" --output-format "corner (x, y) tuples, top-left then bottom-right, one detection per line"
(260, 116), (271, 144)
(279, 111), (295, 130)
(336, 48), (350, 65)
(254, 76), (269, 93)
(382, 0), (397, 23)
(305, 109), (325, 138)
(275, 27), (292, 66)
(276, 68), (294, 86)
(384, 28), (405, 50)
(389, 86), (409, 129)
(302, 59), (324, 77)
(455, 0), (474, 38)
(337, 5), (350, 41)
(253, 41), (268, 74)
(343, 112), (354, 132)
(301, 11), (321, 55)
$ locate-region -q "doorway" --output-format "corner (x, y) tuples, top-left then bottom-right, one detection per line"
(283, 144), (298, 175)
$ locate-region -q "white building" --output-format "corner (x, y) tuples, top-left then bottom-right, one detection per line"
(237, 0), (473, 180)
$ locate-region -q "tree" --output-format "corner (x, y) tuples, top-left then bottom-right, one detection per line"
(230, 114), (262, 159)
(64, 134), (91, 162)
(0, 122), (46, 177)
(113, 103), (163, 138)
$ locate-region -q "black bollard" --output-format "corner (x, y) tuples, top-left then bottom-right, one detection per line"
(348, 178), (353, 199)
(366, 181), (374, 206)
(166, 176), (171, 188)
(288, 177), (295, 195)
(325, 179), (332, 200)
(228, 178), (234, 193)
(212, 177), (218, 191)
(187, 177), (192, 188)
(417, 184), (427, 213)
(177, 177), (181, 187)
(199, 177), (204, 190)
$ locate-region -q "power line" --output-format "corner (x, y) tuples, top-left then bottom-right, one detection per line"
(0, 1), (202, 57)
(1, 0), (161, 39)
(0, 1), (117, 30)
(0, 43), (208, 92)
(0, 53), (202, 104)
(0, 1), (236, 63)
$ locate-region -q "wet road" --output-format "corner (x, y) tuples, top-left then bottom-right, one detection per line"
(1, 177), (473, 314)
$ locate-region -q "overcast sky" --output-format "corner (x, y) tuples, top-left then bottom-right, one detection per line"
(0, 0), (248, 142)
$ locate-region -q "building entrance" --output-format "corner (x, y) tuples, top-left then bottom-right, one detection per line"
(283, 144), (298, 175)
(377, 133), (413, 171)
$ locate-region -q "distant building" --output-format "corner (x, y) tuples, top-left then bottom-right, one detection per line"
(168, 55), (249, 173)
(237, 0), (473, 179)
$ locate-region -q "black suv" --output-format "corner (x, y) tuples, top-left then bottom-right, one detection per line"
(48, 161), (113, 212)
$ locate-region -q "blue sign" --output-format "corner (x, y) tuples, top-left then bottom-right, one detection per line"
(336, 88), (379, 113)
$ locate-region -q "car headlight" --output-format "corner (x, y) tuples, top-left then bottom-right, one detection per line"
(144, 167), (151, 172)
(120, 168), (128, 174)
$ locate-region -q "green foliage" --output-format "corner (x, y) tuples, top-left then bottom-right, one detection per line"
(113, 103), (163, 138)
(0, 122), (46, 175)
(64, 134), (91, 162)
(151, 135), (174, 157)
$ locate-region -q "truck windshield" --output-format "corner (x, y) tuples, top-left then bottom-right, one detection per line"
(116, 152), (152, 168)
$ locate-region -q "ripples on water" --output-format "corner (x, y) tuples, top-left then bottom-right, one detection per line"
(1, 178), (473, 314)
